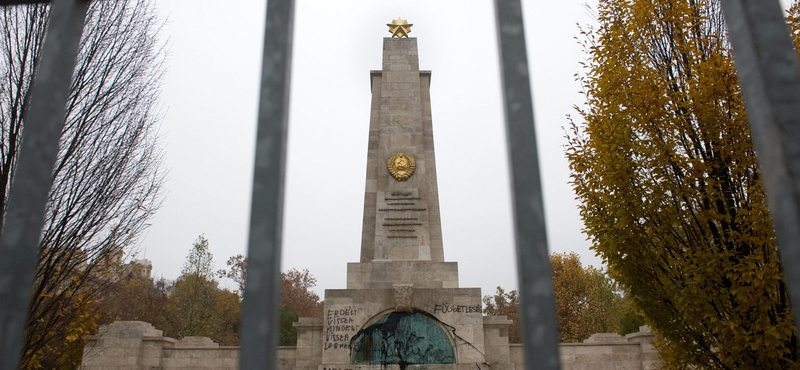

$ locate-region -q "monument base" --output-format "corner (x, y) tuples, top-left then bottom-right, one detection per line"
(346, 261), (459, 289)
(318, 286), (487, 366)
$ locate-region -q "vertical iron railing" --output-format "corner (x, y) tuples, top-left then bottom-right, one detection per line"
(0, 1), (89, 369)
(720, 0), (800, 328)
(493, 1), (561, 370)
(0, 0), (799, 369)
(238, 0), (294, 369)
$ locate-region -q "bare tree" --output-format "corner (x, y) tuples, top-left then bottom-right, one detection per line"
(217, 253), (246, 295)
(0, 1), (166, 368)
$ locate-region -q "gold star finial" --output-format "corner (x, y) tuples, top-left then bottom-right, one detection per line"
(387, 18), (412, 38)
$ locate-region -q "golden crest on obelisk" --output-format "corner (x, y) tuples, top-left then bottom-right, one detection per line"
(387, 153), (416, 181)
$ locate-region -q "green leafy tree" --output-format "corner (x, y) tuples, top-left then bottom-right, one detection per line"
(183, 235), (214, 280)
(619, 309), (646, 336)
(551, 253), (623, 342)
(566, 0), (798, 367)
(163, 273), (218, 339)
(162, 236), (240, 345)
(163, 235), (216, 338)
(279, 306), (299, 346)
(210, 288), (241, 346)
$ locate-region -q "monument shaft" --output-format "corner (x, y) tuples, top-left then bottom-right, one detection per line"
(360, 37), (444, 263)
(348, 37), (458, 290)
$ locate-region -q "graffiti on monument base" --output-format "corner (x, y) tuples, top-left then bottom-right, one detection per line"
(324, 306), (363, 351)
(433, 302), (481, 314)
(324, 341), (351, 350)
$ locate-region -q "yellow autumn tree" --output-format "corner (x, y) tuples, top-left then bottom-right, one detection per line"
(483, 253), (623, 344)
(566, 0), (798, 368)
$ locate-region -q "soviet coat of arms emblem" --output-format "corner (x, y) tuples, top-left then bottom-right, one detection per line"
(387, 153), (416, 181)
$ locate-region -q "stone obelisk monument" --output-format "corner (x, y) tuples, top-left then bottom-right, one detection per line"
(292, 19), (513, 370)
(347, 19), (457, 290)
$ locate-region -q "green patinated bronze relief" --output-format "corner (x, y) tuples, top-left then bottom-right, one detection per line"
(351, 311), (455, 365)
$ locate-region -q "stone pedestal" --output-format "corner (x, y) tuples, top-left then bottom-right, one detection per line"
(346, 261), (459, 289)
(319, 287), (485, 366)
(293, 317), (324, 370)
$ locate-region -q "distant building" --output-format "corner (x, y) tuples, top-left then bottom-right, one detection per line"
(126, 259), (152, 280)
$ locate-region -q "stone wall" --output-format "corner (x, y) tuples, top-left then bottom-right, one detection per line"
(80, 322), (659, 370)
(79, 321), (240, 370)
(509, 327), (659, 370)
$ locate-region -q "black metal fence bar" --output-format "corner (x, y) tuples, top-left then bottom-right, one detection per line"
(721, 0), (800, 326)
(0, 1), (88, 369)
(494, 1), (562, 369)
(239, 0), (295, 369)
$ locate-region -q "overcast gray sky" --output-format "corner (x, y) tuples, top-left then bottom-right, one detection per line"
(140, 0), (616, 296)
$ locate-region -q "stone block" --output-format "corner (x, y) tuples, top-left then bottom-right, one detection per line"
(175, 336), (218, 348)
(583, 333), (626, 344)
